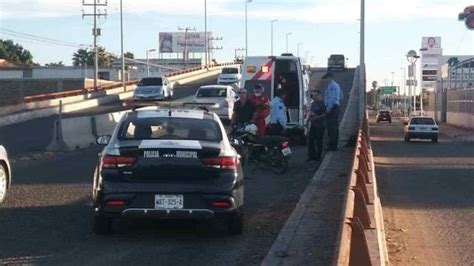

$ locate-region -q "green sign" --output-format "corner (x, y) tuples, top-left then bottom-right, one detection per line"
(380, 86), (397, 94)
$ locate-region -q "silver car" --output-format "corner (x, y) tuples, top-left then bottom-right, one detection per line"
(193, 85), (238, 121)
(133, 77), (173, 101)
(0, 145), (11, 203)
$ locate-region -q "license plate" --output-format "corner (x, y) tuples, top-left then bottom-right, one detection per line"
(420, 127), (427, 131)
(154, 195), (183, 209)
(282, 147), (292, 156)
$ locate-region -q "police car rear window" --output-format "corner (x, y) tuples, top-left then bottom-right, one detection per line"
(118, 117), (222, 142)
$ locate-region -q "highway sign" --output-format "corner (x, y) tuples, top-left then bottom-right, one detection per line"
(380, 86), (397, 94)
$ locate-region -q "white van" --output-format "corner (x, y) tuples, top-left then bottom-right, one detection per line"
(241, 55), (310, 132)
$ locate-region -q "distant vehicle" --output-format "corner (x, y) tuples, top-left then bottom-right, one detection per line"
(376, 110), (392, 123)
(217, 67), (242, 86)
(133, 77), (173, 101)
(404, 116), (439, 143)
(327, 54), (346, 72)
(193, 85), (238, 121)
(241, 55), (310, 140)
(0, 145), (11, 204)
(92, 105), (244, 235)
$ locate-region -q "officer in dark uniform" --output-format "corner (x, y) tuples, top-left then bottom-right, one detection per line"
(307, 90), (326, 161)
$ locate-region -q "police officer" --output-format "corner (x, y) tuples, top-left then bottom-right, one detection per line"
(268, 89), (287, 135)
(322, 72), (343, 151)
(307, 90), (326, 161)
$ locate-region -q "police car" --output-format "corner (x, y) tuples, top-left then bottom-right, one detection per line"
(92, 104), (244, 235)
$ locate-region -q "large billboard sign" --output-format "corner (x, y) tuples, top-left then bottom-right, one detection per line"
(159, 32), (211, 53)
(421, 36), (443, 91)
(421, 37), (441, 49)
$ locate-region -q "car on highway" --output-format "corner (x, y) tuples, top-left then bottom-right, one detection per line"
(327, 54), (346, 72)
(376, 110), (392, 123)
(404, 116), (439, 143)
(0, 145), (11, 204)
(217, 67), (242, 86)
(133, 76), (174, 101)
(193, 85), (238, 122)
(92, 105), (244, 235)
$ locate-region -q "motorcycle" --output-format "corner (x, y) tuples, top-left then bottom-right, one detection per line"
(229, 124), (291, 174)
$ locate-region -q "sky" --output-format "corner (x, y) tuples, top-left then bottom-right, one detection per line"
(1, 0), (474, 90)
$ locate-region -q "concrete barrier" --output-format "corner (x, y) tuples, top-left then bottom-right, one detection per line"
(47, 116), (96, 151)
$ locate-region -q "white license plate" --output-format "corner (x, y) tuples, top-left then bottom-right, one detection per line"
(154, 195), (183, 209)
(282, 147), (292, 156)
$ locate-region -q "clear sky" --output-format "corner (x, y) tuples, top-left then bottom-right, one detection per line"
(1, 0), (473, 89)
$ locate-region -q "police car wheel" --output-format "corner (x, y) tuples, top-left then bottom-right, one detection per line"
(227, 208), (244, 235)
(93, 215), (114, 235)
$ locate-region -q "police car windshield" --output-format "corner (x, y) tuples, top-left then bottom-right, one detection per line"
(118, 117), (222, 142)
(197, 88), (227, 98)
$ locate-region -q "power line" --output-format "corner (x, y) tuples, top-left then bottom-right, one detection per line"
(0, 28), (91, 48)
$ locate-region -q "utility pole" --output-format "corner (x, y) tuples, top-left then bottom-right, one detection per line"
(178, 26), (196, 68)
(82, 0), (108, 91)
(209, 36), (223, 64)
(285, 32), (292, 53)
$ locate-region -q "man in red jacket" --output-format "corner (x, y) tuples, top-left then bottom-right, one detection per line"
(249, 84), (270, 136)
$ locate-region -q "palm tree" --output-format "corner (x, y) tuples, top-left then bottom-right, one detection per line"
(72, 48), (93, 66)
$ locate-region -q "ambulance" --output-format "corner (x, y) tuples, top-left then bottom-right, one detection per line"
(241, 54), (310, 137)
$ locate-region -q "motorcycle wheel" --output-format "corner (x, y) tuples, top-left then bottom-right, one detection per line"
(269, 149), (288, 174)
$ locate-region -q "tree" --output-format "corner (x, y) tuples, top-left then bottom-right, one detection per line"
(0, 39), (34, 65)
(45, 61), (65, 67)
(72, 48), (93, 67)
(73, 47), (116, 67)
(124, 51), (134, 59)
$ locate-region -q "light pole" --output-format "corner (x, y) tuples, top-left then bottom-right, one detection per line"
(146, 48), (156, 77)
(204, 0), (208, 70)
(297, 42), (303, 58)
(407, 50), (419, 115)
(271, 19), (278, 56)
(120, 0), (125, 89)
(285, 32), (292, 53)
(305, 51), (310, 64)
(245, 0), (253, 57)
(178, 27), (196, 67)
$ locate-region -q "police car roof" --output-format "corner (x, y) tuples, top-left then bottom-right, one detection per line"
(125, 107), (215, 120)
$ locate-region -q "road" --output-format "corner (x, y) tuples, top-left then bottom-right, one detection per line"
(0, 69), (355, 265)
(371, 118), (474, 265)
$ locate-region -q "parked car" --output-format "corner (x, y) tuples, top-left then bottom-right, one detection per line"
(327, 54), (346, 72)
(133, 77), (173, 101)
(218, 67), (242, 86)
(193, 85), (238, 121)
(404, 116), (439, 143)
(0, 145), (11, 203)
(92, 106), (244, 235)
(376, 110), (392, 123)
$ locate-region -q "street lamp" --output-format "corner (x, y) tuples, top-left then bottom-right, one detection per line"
(204, 0), (208, 70)
(146, 48), (156, 77)
(271, 19), (278, 56)
(406, 50), (420, 115)
(120, 0), (125, 89)
(285, 32), (292, 53)
(245, 0), (253, 57)
(297, 43), (303, 58)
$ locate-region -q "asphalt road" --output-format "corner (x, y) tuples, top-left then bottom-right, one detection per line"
(371, 118), (474, 265)
(0, 76), (217, 157)
(0, 69), (356, 265)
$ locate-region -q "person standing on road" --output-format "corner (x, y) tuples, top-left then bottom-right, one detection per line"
(249, 84), (270, 136)
(231, 89), (256, 129)
(267, 89), (287, 135)
(322, 72), (343, 151)
(307, 90), (326, 161)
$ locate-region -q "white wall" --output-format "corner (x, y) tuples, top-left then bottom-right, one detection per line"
(0, 70), (23, 78)
(447, 112), (474, 129)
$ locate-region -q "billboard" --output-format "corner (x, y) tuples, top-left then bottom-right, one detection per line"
(421, 36), (441, 49)
(159, 32), (211, 53)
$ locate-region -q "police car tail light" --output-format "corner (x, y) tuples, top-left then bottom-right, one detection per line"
(211, 200), (231, 208)
(101, 155), (137, 169)
(281, 141), (289, 149)
(202, 156), (237, 170)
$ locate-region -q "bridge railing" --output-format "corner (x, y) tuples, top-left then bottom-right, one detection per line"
(333, 112), (388, 266)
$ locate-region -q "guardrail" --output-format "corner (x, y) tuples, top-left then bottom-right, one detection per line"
(23, 62), (237, 103)
(333, 114), (388, 266)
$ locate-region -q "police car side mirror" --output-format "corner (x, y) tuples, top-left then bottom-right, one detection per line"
(96, 135), (111, 145)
